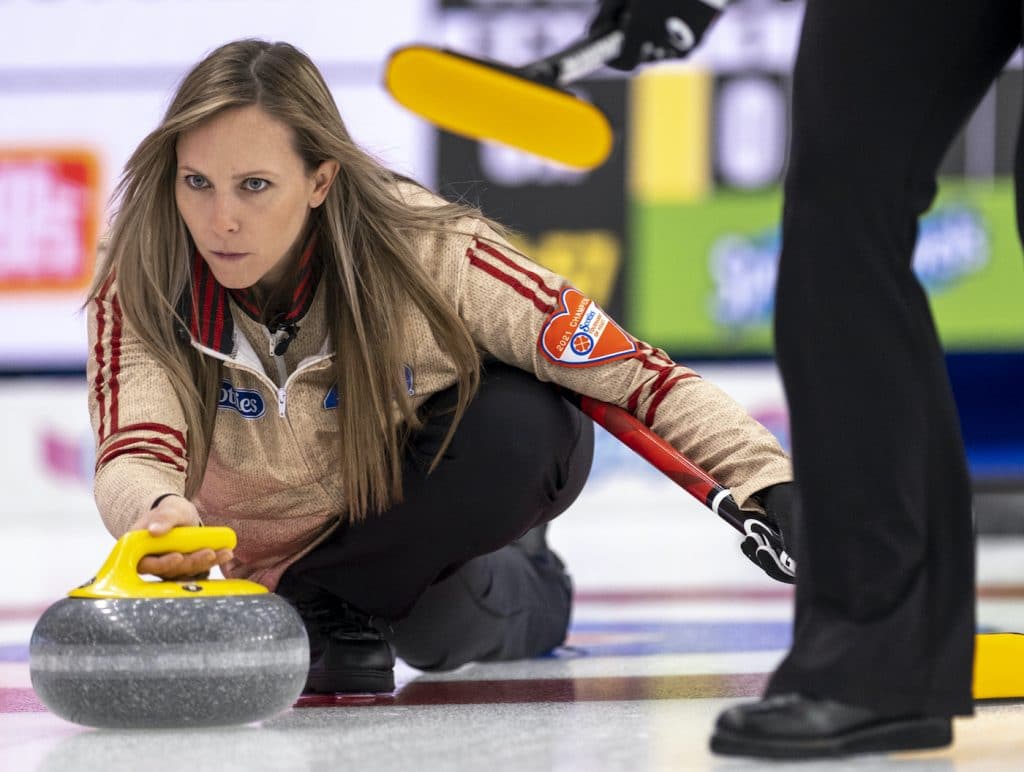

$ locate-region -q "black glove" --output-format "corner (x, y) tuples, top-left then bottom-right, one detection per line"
(589, 0), (726, 71)
(740, 482), (797, 584)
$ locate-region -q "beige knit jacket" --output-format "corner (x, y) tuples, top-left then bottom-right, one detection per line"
(88, 184), (792, 590)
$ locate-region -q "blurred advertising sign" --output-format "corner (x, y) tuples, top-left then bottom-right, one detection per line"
(632, 183), (1024, 355)
(436, 1), (628, 319)
(436, 78), (629, 318)
(0, 149), (100, 292)
(628, 63), (1024, 357)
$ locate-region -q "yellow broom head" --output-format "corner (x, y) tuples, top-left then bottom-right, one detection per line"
(386, 45), (613, 171)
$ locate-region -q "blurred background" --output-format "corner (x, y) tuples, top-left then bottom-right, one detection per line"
(1, 0), (1022, 592)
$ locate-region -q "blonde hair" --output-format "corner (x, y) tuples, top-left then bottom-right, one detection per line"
(89, 39), (489, 520)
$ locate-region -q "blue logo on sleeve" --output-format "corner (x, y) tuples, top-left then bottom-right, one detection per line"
(218, 380), (266, 419)
(324, 369), (410, 411)
(324, 384), (338, 410)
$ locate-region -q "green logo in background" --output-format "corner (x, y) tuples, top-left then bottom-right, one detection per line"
(629, 181), (1023, 356)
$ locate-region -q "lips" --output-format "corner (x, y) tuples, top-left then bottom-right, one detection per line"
(210, 250), (249, 260)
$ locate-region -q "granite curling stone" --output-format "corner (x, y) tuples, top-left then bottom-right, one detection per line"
(30, 527), (309, 729)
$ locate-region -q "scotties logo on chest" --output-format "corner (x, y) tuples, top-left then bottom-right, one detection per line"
(218, 380), (266, 419)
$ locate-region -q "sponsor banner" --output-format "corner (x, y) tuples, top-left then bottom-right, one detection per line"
(627, 60), (1024, 355)
(0, 148), (100, 292)
(631, 180), (1024, 355)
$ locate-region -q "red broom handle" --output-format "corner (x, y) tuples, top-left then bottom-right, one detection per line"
(571, 394), (771, 541)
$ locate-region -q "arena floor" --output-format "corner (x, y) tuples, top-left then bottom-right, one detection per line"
(2, 432), (1023, 771)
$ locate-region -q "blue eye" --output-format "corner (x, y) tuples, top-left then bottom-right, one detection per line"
(184, 174), (208, 190)
(243, 178), (270, 192)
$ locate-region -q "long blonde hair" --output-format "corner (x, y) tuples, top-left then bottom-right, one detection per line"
(89, 39), (489, 520)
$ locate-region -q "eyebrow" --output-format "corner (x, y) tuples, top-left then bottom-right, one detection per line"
(178, 165), (278, 179)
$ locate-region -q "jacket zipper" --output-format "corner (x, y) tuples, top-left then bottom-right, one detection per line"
(270, 336), (290, 418)
(191, 334), (333, 420)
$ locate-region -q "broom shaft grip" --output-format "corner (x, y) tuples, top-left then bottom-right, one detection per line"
(522, 30), (625, 86)
(571, 393), (749, 535)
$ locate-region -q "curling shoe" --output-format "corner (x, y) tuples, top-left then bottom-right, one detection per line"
(710, 693), (953, 759)
(277, 577), (395, 694)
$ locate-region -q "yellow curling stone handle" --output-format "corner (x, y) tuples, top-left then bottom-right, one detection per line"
(974, 632), (1024, 700)
(69, 526), (267, 599)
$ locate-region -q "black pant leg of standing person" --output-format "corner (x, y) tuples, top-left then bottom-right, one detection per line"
(713, 0), (1022, 758)
(281, 361), (593, 665)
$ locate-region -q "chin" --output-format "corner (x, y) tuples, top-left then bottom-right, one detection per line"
(201, 264), (253, 290)
(208, 268), (258, 291)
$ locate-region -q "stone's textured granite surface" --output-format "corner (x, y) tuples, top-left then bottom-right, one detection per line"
(29, 593), (308, 728)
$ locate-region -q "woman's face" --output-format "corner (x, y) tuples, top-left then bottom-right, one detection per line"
(175, 104), (337, 290)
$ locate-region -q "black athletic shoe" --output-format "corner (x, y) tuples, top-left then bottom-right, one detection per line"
(710, 693), (953, 759)
(277, 577), (396, 694)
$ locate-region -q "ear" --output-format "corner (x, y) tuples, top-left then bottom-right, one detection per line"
(309, 160), (339, 208)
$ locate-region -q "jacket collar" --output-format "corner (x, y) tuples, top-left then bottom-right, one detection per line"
(178, 238), (321, 356)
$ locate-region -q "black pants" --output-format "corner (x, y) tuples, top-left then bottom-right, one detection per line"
(768, 0), (1022, 717)
(281, 362), (594, 670)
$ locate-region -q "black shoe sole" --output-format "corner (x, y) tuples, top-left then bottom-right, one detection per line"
(304, 667), (395, 695)
(710, 717), (952, 759)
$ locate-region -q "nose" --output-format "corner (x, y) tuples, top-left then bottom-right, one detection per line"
(210, 192), (240, 235)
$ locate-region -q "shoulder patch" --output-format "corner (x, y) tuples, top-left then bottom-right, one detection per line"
(539, 287), (637, 367)
(218, 380), (266, 419)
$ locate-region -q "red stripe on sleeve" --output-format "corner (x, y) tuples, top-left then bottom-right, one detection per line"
(109, 294), (123, 434)
(646, 362), (675, 395)
(474, 240), (559, 299)
(115, 422), (188, 450)
(626, 351), (678, 415)
(634, 342), (675, 372)
(644, 373), (699, 427)
(98, 435), (186, 464)
(627, 384), (643, 415)
(97, 447), (186, 472)
(636, 340), (676, 368)
(92, 295), (108, 442)
(468, 249), (554, 315)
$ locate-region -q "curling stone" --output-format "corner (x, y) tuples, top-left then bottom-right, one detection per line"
(30, 527), (309, 729)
